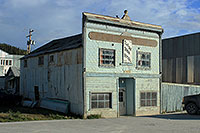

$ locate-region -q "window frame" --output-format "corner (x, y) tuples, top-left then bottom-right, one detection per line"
(9, 60), (12, 65)
(140, 91), (157, 107)
(24, 60), (28, 68)
(99, 48), (115, 68)
(38, 56), (44, 66)
(5, 60), (8, 65)
(49, 55), (54, 63)
(90, 93), (112, 109)
(136, 51), (151, 70)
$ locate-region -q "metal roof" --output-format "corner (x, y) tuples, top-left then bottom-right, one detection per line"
(7, 67), (20, 77)
(22, 34), (82, 59)
(22, 11), (163, 60)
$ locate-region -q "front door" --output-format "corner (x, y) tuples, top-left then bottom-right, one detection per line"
(119, 88), (126, 115)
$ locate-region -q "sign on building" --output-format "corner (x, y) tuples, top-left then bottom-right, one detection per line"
(122, 39), (132, 64)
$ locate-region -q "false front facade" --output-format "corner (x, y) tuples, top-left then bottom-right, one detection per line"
(20, 11), (163, 117)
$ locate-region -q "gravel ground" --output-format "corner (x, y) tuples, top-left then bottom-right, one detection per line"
(0, 112), (200, 133)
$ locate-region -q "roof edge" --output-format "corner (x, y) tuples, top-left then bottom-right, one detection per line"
(83, 12), (163, 33)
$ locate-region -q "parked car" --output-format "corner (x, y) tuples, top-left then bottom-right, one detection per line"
(182, 94), (200, 115)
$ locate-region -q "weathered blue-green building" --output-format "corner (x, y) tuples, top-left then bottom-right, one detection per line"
(20, 11), (163, 117)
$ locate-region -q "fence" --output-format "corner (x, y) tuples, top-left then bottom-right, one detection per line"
(161, 82), (200, 113)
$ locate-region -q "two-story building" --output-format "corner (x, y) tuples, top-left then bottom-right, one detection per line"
(0, 49), (23, 89)
(20, 11), (163, 117)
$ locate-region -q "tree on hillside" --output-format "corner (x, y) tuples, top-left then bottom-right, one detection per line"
(0, 43), (27, 55)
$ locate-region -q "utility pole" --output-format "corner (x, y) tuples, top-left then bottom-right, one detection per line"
(26, 29), (35, 54)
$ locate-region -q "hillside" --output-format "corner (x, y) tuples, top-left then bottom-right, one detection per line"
(0, 43), (27, 55)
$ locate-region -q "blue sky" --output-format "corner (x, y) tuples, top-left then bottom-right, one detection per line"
(0, 0), (199, 50)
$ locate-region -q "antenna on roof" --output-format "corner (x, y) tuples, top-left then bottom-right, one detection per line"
(26, 29), (35, 54)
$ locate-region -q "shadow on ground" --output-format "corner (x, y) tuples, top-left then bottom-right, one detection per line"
(140, 112), (200, 120)
(0, 106), (64, 115)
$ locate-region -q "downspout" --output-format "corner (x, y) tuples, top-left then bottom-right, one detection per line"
(116, 77), (119, 117)
(159, 29), (164, 114)
(82, 14), (87, 118)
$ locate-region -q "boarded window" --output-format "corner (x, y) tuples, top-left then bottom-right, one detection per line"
(91, 93), (112, 108)
(64, 51), (72, 65)
(140, 92), (157, 107)
(99, 49), (115, 67)
(38, 56), (44, 65)
(136, 51), (151, 70)
(24, 60), (27, 67)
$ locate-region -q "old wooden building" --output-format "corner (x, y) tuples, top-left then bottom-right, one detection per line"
(162, 32), (200, 84)
(20, 11), (163, 117)
(0, 49), (23, 89)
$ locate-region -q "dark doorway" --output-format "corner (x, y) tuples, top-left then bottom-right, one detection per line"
(34, 86), (40, 101)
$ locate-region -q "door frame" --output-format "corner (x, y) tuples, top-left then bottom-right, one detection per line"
(118, 78), (135, 116)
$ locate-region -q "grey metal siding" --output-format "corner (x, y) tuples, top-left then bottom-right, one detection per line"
(162, 32), (200, 84)
(161, 83), (200, 113)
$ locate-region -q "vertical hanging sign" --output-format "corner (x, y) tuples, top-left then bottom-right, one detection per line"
(122, 39), (132, 64)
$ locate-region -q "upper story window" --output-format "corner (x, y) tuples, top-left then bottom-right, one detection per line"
(0, 60), (12, 66)
(136, 51), (151, 70)
(99, 48), (115, 67)
(5, 60), (8, 65)
(24, 60), (27, 67)
(122, 39), (132, 64)
(9, 60), (12, 65)
(38, 56), (44, 65)
(49, 55), (54, 63)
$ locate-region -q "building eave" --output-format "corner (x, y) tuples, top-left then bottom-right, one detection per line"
(83, 12), (163, 34)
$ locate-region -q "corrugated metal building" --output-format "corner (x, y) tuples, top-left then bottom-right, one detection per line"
(20, 11), (163, 117)
(162, 32), (200, 84)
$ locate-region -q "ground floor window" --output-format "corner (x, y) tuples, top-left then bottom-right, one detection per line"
(140, 92), (157, 107)
(91, 93), (112, 109)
